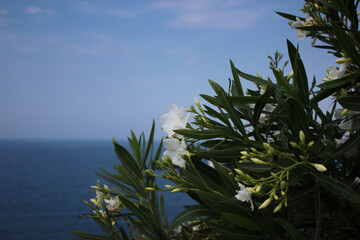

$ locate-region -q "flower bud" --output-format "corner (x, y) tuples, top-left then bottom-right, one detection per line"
(145, 187), (156, 191)
(91, 186), (102, 190)
(299, 130), (306, 145)
(286, 70), (294, 80)
(312, 163), (327, 172)
(235, 168), (244, 175)
(263, 142), (270, 150)
(322, 77), (330, 82)
(341, 109), (349, 116)
(104, 185), (110, 191)
(164, 185), (173, 188)
(250, 158), (266, 164)
(256, 185), (262, 192)
(171, 188), (182, 193)
(335, 58), (350, 64)
(256, 73), (262, 79)
(240, 151), (249, 156)
(290, 142), (299, 149)
(307, 141), (314, 148)
(273, 201), (283, 213)
(259, 198), (272, 209)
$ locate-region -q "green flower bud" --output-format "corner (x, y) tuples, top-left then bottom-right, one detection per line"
(312, 163), (327, 172)
(273, 201), (283, 213)
(299, 130), (306, 145)
(259, 198), (272, 209)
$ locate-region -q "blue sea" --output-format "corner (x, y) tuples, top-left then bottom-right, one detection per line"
(0, 139), (193, 240)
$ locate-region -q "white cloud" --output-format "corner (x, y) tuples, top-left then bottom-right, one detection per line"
(0, 8), (8, 27)
(25, 6), (54, 15)
(148, 0), (272, 29)
(76, 1), (134, 17)
(0, 8), (7, 15)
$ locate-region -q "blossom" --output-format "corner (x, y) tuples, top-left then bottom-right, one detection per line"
(104, 196), (121, 211)
(249, 103), (275, 123)
(335, 109), (360, 130)
(207, 160), (214, 168)
(291, 16), (314, 41)
(95, 190), (104, 206)
(163, 138), (187, 168)
(235, 183), (254, 211)
(325, 63), (346, 81)
(161, 104), (190, 137)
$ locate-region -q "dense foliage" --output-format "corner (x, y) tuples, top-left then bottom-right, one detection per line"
(73, 0), (360, 239)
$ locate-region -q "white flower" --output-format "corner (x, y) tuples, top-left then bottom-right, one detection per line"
(95, 190), (104, 206)
(326, 63), (346, 80)
(249, 103), (275, 123)
(161, 104), (190, 137)
(235, 183), (254, 211)
(207, 160), (214, 168)
(335, 109), (360, 130)
(163, 138), (187, 168)
(291, 16), (314, 41)
(104, 196), (121, 211)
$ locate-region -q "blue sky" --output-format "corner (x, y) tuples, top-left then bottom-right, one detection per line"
(0, 0), (335, 140)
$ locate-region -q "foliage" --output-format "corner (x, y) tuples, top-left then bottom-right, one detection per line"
(74, 0), (360, 239)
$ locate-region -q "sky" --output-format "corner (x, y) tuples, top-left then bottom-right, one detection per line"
(0, 0), (335, 140)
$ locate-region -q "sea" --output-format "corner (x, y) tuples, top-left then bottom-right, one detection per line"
(0, 139), (194, 240)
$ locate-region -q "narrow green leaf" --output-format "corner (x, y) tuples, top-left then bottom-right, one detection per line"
(229, 96), (276, 104)
(206, 221), (263, 240)
(325, 130), (360, 163)
(333, 24), (360, 67)
(211, 160), (238, 191)
(275, 11), (300, 21)
(338, 96), (360, 111)
(222, 213), (262, 231)
(253, 81), (274, 125)
(238, 163), (273, 173)
(230, 60), (244, 96)
(317, 74), (359, 89)
(208, 80), (247, 135)
(273, 218), (306, 240)
(174, 128), (235, 139)
(169, 205), (219, 230)
(143, 119), (155, 166)
(287, 40), (309, 106)
(310, 171), (360, 203)
(314, 181), (322, 240)
(71, 231), (113, 240)
(113, 138), (142, 178)
(237, 69), (268, 86)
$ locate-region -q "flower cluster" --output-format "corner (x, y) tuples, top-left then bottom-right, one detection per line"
(161, 104), (190, 168)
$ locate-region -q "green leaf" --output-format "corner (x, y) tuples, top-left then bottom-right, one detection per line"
(298, 25), (332, 31)
(229, 96), (276, 104)
(286, 98), (310, 139)
(230, 60), (244, 96)
(211, 159), (238, 191)
(325, 130), (360, 164)
(208, 80), (247, 135)
(273, 218), (306, 240)
(310, 171), (360, 203)
(275, 11), (300, 21)
(197, 148), (242, 160)
(237, 69), (268, 86)
(206, 221), (263, 240)
(238, 162), (273, 173)
(314, 181), (322, 240)
(71, 231), (113, 240)
(112, 138), (142, 178)
(221, 213), (262, 231)
(169, 205), (219, 230)
(338, 96), (360, 111)
(317, 74), (359, 89)
(287, 40), (309, 106)
(174, 128), (235, 139)
(333, 24), (360, 67)
(253, 81), (274, 125)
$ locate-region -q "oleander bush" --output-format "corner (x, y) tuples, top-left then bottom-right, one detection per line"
(73, 0), (360, 239)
